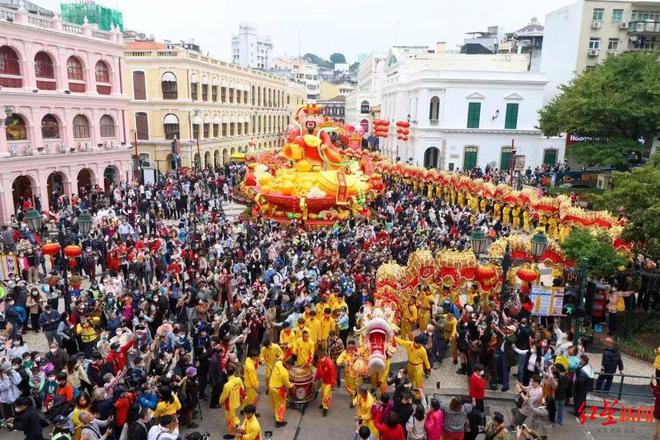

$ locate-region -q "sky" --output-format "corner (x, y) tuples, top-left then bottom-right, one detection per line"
(38, 0), (574, 63)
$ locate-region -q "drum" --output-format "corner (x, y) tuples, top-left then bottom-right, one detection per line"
(287, 365), (316, 408)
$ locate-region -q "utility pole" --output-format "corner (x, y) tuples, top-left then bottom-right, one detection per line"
(574, 257), (589, 347)
(509, 138), (516, 186)
(133, 131), (140, 182)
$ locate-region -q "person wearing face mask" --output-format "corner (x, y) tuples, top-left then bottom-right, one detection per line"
(104, 332), (135, 375)
(38, 303), (60, 345)
(25, 288), (45, 333)
(46, 342), (70, 372)
(7, 397), (47, 440)
(469, 363), (486, 413)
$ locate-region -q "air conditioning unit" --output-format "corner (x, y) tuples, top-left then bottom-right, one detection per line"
(618, 22), (629, 30)
(592, 21), (602, 29)
(588, 49), (600, 56)
(629, 35), (638, 41)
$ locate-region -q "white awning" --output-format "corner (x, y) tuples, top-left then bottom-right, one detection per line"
(163, 114), (179, 124)
(161, 71), (177, 82)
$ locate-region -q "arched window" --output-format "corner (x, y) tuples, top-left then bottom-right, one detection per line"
(0, 46), (22, 88)
(424, 147), (440, 169)
(5, 114), (27, 141)
(100, 115), (115, 138)
(161, 72), (178, 100)
(34, 51), (54, 79)
(67, 56), (84, 80)
(72, 114), (90, 139)
(360, 100), (370, 114)
(163, 114), (180, 140)
(95, 61), (110, 83)
(429, 96), (440, 123)
(41, 114), (60, 139)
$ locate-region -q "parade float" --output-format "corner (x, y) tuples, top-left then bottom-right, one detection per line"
(239, 104), (383, 227)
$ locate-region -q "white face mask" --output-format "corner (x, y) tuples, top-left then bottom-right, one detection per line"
(50, 348), (57, 353)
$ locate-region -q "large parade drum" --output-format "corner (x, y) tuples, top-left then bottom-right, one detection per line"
(287, 365), (316, 406)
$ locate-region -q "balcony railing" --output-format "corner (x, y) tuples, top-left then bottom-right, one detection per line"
(629, 21), (660, 33)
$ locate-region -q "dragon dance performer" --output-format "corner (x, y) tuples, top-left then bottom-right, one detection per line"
(400, 301), (418, 340)
(219, 366), (246, 439)
(243, 351), (260, 411)
(236, 404), (261, 440)
(268, 357), (293, 428)
(293, 329), (315, 367)
(259, 338), (283, 385)
(394, 334), (431, 390)
(313, 348), (337, 416)
(416, 289), (435, 331)
(354, 385), (379, 440)
(337, 340), (362, 404)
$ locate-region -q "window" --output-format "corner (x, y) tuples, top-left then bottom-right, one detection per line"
(192, 124), (200, 139)
(135, 112), (149, 140)
(500, 147), (512, 170)
(100, 115), (115, 138)
(211, 85), (218, 102)
(504, 103), (519, 129)
(631, 10), (660, 21)
(592, 8), (604, 21)
(222, 123), (227, 137)
(237, 123), (242, 135)
(429, 96), (440, 123)
(163, 114), (180, 140)
(95, 61), (110, 83)
(360, 100), (370, 114)
(5, 114), (27, 140)
(133, 72), (146, 100)
(202, 84), (208, 101)
(67, 57), (84, 80)
(463, 146), (478, 170)
(34, 52), (54, 79)
(72, 114), (90, 139)
(203, 123), (210, 138)
(0, 46), (20, 76)
(161, 72), (178, 100)
(191, 82), (198, 101)
(230, 122), (235, 136)
(221, 87), (227, 103)
(213, 123), (219, 137)
(589, 38), (600, 49)
(243, 122), (248, 134)
(608, 39), (619, 50)
(543, 149), (558, 166)
(229, 88), (234, 104)
(467, 102), (481, 128)
(612, 9), (623, 22)
(41, 114), (60, 139)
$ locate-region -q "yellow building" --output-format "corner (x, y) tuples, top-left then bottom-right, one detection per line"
(123, 41), (305, 171)
(319, 81), (355, 101)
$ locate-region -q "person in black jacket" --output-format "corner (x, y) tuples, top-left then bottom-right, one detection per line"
(553, 363), (571, 425)
(595, 337), (624, 392)
(8, 397), (46, 440)
(573, 354), (594, 416)
(86, 352), (109, 388)
(126, 407), (150, 440)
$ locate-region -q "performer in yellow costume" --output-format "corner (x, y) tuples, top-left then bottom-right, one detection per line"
(559, 223), (572, 242)
(336, 340), (361, 402)
(354, 385), (378, 440)
(268, 358), (292, 427)
(512, 206), (521, 229)
(237, 404), (261, 440)
(293, 329), (315, 367)
(493, 202), (502, 222)
(502, 205), (511, 226)
(523, 209), (531, 233)
(479, 197), (488, 213)
(548, 215), (559, 241)
(400, 302), (418, 340)
(458, 191), (465, 208)
(306, 311), (321, 346)
(319, 308), (336, 351)
(370, 349), (392, 395)
(243, 351), (260, 410)
(444, 312), (458, 364)
(416, 290), (435, 331)
(219, 366), (246, 438)
(538, 214), (548, 230)
(259, 338), (283, 384)
(394, 334), (431, 390)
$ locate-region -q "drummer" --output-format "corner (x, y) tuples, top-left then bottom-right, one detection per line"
(293, 328), (315, 367)
(313, 348), (337, 417)
(259, 338), (283, 385)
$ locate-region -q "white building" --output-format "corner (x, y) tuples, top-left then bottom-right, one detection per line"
(541, 0), (660, 103)
(345, 51), (387, 132)
(271, 55), (319, 100)
(231, 23), (273, 70)
(379, 44), (564, 171)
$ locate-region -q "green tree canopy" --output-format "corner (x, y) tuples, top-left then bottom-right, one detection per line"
(561, 229), (626, 279)
(594, 157), (660, 260)
(539, 52), (660, 170)
(349, 61), (360, 73)
(303, 53), (332, 69)
(329, 53), (346, 64)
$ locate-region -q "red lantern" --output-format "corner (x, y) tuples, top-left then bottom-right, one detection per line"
(401, 129), (409, 135)
(401, 136), (409, 141)
(476, 264), (497, 283)
(516, 267), (538, 283)
(63, 245), (82, 258)
(397, 135), (403, 140)
(42, 242), (61, 256)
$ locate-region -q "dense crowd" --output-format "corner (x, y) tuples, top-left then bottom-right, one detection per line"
(0, 163), (657, 440)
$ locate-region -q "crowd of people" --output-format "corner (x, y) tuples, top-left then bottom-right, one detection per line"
(0, 162), (656, 440)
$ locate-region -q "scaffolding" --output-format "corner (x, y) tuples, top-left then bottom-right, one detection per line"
(60, 2), (123, 31)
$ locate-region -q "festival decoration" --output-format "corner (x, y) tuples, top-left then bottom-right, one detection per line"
(41, 242), (61, 256)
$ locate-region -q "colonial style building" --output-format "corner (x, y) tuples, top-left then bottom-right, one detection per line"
(379, 44), (564, 171)
(123, 41), (305, 172)
(0, 4), (131, 222)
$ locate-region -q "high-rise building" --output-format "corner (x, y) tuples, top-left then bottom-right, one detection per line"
(270, 55), (320, 101)
(231, 23), (273, 70)
(541, 0), (660, 103)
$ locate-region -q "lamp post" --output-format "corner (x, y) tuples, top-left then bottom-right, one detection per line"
(574, 257), (589, 347)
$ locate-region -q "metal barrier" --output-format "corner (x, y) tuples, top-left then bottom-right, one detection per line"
(590, 372), (654, 401)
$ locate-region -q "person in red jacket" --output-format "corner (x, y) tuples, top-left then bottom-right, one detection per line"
(105, 333), (135, 374)
(113, 387), (137, 428)
(373, 409), (405, 440)
(469, 363), (486, 412)
(313, 348), (336, 416)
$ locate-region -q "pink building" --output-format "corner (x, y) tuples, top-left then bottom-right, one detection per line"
(0, 5), (131, 222)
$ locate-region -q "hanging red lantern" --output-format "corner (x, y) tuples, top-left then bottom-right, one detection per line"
(42, 242), (61, 256)
(401, 129), (409, 135)
(476, 264), (497, 284)
(63, 245), (82, 258)
(397, 135), (403, 140)
(516, 267), (538, 283)
(401, 136), (409, 141)
(396, 128), (403, 134)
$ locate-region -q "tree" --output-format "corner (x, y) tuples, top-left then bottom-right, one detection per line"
(595, 157), (660, 260)
(539, 52), (660, 170)
(329, 53), (346, 64)
(349, 61), (360, 73)
(303, 53), (323, 65)
(561, 229), (626, 279)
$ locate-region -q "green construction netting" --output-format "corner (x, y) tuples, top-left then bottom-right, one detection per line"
(60, 3), (123, 32)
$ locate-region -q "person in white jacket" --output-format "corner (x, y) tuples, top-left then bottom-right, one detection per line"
(0, 364), (22, 421)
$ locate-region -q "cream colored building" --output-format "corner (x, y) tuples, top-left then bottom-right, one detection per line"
(542, 0), (660, 102)
(123, 41), (304, 172)
(319, 81), (355, 100)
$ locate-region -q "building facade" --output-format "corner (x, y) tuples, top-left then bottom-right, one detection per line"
(231, 23), (273, 70)
(345, 51), (387, 133)
(379, 47), (564, 171)
(123, 41), (304, 172)
(0, 5), (131, 222)
(319, 81), (355, 100)
(542, 0), (660, 102)
(271, 56), (320, 101)
(318, 95), (346, 121)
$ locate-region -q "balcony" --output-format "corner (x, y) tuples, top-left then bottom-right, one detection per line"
(628, 21), (660, 34)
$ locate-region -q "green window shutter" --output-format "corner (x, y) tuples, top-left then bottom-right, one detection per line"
(467, 102), (481, 128)
(501, 149), (512, 170)
(505, 103), (519, 129)
(543, 149), (557, 166)
(464, 147), (478, 170)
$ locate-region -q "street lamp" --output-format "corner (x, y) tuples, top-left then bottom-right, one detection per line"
(530, 230), (549, 259)
(470, 229), (489, 256)
(77, 210), (93, 236)
(24, 208), (42, 232)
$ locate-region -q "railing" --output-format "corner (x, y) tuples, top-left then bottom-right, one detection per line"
(92, 30), (112, 40)
(156, 51), (178, 57)
(0, 8), (16, 21)
(125, 51), (152, 57)
(590, 372), (654, 401)
(28, 15), (54, 28)
(62, 23), (83, 34)
(629, 21), (660, 33)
